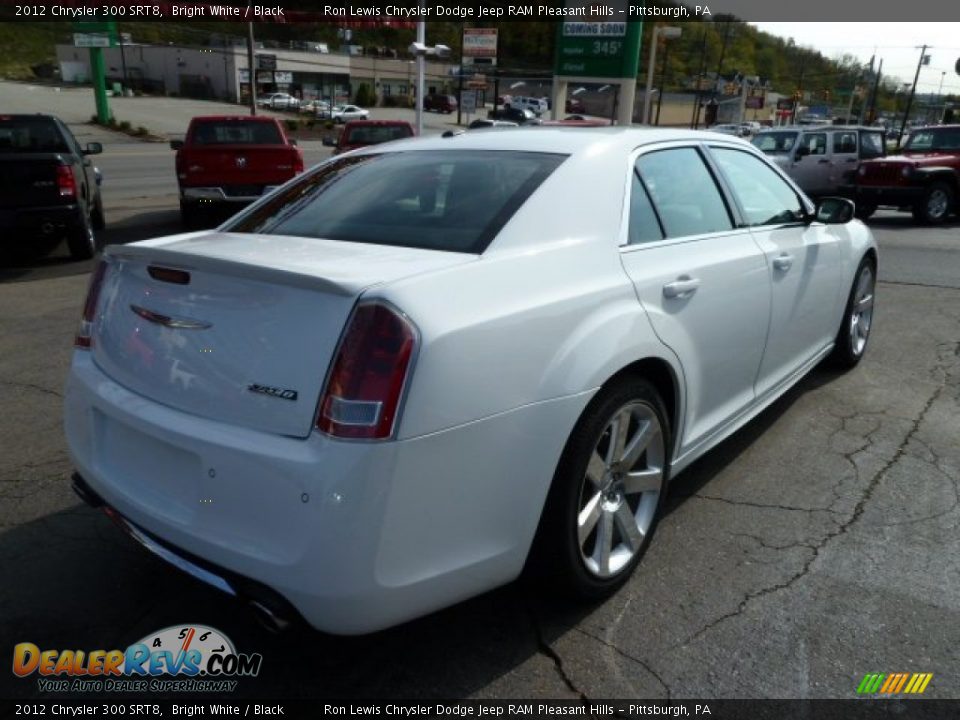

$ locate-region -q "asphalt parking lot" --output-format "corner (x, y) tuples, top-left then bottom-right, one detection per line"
(1, 84), (959, 701)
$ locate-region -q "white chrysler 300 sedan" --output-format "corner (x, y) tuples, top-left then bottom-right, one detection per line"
(65, 129), (877, 634)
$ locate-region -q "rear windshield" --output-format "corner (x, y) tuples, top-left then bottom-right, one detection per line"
(0, 116), (68, 153)
(224, 150), (566, 254)
(343, 125), (414, 145)
(189, 121), (283, 145)
(904, 127), (960, 152)
(751, 131), (799, 154)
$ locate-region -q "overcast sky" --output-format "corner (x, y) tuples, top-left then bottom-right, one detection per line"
(751, 23), (960, 95)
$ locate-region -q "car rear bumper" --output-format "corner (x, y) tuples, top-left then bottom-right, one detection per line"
(855, 185), (925, 207)
(0, 203), (84, 238)
(64, 351), (589, 634)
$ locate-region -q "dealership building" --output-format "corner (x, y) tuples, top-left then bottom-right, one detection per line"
(55, 42), (455, 105)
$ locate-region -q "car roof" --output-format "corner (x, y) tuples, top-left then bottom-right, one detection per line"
(356, 127), (754, 157)
(190, 115), (276, 123)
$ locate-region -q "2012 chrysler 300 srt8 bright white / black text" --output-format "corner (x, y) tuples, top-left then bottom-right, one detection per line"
(65, 129), (878, 634)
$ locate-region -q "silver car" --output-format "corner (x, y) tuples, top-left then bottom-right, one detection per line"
(752, 126), (886, 203)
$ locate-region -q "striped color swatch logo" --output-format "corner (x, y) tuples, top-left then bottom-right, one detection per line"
(857, 673), (933, 694)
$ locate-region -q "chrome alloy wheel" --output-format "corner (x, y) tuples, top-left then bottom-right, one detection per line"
(849, 264), (875, 357)
(927, 187), (950, 221)
(577, 401), (665, 578)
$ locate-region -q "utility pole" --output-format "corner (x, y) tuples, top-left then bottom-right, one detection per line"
(791, 53), (807, 124)
(858, 55), (874, 125)
(867, 58), (883, 125)
(899, 45), (929, 148)
(655, 39), (670, 126)
(246, 6), (257, 115)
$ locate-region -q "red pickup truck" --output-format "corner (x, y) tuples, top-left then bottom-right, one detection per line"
(171, 116), (303, 227)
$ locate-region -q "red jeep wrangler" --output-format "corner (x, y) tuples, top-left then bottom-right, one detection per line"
(855, 124), (960, 223)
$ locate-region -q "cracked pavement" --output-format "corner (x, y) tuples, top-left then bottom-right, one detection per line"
(1, 213), (959, 700)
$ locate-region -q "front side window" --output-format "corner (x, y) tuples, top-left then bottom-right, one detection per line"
(799, 133), (827, 156)
(710, 147), (805, 227)
(225, 150), (566, 254)
(860, 132), (885, 159)
(636, 147), (733, 238)
(904, 127), (960, 152)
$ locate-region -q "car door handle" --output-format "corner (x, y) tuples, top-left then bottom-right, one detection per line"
(662, 277), (701, 299)
(772, 253), (794, 272)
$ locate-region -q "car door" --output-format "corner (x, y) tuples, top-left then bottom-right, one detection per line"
(707, 145), (844, 397)
(789, 131), (830, 196)
(619, 144), (772, 452)
(831, 130), (860, 190)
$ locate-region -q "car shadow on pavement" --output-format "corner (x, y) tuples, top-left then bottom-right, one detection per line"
(0, 209), (182, 284)
(0, 365), (847, 700)
(864, 214), (960, 233)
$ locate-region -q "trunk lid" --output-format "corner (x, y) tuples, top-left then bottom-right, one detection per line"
(93, 233), (473, 438)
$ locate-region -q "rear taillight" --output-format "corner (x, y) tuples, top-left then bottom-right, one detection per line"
(57, 164), (76, 198)
(75, 260), (109, 349)
(317, 302), (418, 440)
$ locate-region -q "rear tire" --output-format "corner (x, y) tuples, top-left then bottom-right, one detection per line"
(827, 256), (876, 370)
(91, 194), (106, 230)
(912, 182), (954, 224)
(530, 377), (670, 600)
(66, 209), (99, 260)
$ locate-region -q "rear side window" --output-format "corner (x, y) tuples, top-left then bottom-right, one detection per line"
(636, 147), (733, 237)
(190, 121), (282, 145)
(627, 172), (664, 245)
(225, 150), (566, 254)
(834, 132), (857, 154)
(0, 116), (68, 153)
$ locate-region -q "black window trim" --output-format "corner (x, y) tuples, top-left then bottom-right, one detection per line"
(703, 143), (812, 230)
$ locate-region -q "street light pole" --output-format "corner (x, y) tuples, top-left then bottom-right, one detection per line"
(416, 21), (425, 136)
(642, 25), (660, 125)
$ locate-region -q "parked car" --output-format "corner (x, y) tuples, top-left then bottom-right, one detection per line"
(467, 118), (519, 130)
(739, 121), (762, 135)
(170, 115), (304, 227)
(325, 120), (415, 154)
(423, 94), (458, 114)
(0, 113), (104, 259)
(508, 96), (549, 116)
(269, 93), (300, 111)
(488, 107), (540, 125)
(331, 104), (370, 123)
(752, 126), (886, 204)
(856, 124), (960, 223)
(67, 128), (877, 635)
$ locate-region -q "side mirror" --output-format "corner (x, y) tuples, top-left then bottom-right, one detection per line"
(83, 142), (102, 155)
(289, 139), (298, 146)
(815, 197), (855, 224)
(322, 137), (336, 147)
(170, 139), (184, 150)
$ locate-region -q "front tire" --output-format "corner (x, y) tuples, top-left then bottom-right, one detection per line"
(531, 377), (670, 599)
(828, 256), (876, 369)
(912, 182), (954, 224)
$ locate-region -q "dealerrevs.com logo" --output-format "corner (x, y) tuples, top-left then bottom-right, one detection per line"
(12, 624), (262, 693)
